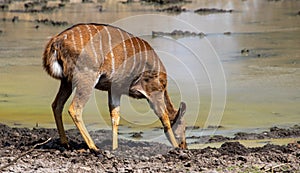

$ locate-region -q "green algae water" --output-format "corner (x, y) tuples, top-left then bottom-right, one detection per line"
(0, 0), (299, 144)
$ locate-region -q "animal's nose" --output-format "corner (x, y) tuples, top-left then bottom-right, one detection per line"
(179, 141), (187, 149)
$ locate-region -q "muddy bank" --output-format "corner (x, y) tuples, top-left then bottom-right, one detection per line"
(0, 123), (299, 172)
(194, 8), (233, 14)
(152, 30), (205, 38)
(190, 125), (300, 144)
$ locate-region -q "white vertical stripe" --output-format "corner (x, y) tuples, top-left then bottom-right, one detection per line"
(86, 25), (98, 64)
(104, 26), (115, 75)
(135, 38), (142, 72)
(157, 57), (161, 73)
(93, 73), (102, 87)
(125, 32), (133, 72)
(151, 49), (156, 72)
(118, 29), (127, 74)
(70, 30), (77, 52)
(92, 25), (104, 63)
(128, 35), (136, 74)
(76, 27), (84, 50)
(142, 40), (148, 72)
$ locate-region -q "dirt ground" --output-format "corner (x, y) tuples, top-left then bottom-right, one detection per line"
(0, 123), (299, 172)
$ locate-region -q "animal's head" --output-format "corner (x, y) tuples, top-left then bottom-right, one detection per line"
(171, 102), (187, 149)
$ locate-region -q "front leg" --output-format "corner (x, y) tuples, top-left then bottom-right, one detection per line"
(148, 91), (179, 148)
(108, 91), (121, 150)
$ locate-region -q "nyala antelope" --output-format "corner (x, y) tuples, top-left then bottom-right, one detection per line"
(43, 23), (187, 151)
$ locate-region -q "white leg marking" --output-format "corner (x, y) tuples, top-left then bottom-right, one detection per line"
(111, 106), (120, 125)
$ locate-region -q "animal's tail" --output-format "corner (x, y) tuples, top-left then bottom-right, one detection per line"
(42, 37), (64, 79)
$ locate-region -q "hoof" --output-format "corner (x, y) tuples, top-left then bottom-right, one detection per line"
(61, 142), (71, 150)
(91, 148), (103, 156)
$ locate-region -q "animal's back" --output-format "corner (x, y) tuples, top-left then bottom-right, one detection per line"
(43, 23), (165, 86)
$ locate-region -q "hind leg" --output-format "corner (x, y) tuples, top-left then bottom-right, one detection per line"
(148, 91), (179, 148)
(68, 79), (99, 151)
(52, 78), (73, 147)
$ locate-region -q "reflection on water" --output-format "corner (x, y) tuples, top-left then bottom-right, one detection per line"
(0, 0), (299, 140)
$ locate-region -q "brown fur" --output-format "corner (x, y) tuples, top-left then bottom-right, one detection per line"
(43, 23), (186, 150)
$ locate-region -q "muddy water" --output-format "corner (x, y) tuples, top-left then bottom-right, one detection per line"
(0, 0), (299, 144)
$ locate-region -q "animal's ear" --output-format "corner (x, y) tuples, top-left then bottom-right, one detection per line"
(171, 102), (187, 149)
(179, 102), (186, 116)
(131, 84), (150, 99)
(171, 102), (186, 126)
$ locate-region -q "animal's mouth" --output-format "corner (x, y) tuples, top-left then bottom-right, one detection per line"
(171, 102), (187, 149)
(178, 141), (187, 149)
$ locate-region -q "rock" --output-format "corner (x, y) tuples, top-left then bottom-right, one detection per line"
(208, 135), (230, 143)
(195, 8), (233, 14)
(12, 16), (19, 23)
(218, 142), (249, 156)
(58, 3), (65, 8)
(82, 0), (94, 3)
(80, 166), (92, 171)
(237, 156), (247, 162)
(98, 5), (103, 12)
(157, 5), (187, 13)
(184, 161), (192, 167)
(152, 30), (205, 38)
(140, 155), (149, 161)
(104, 150), (114, 159)
(35, 19), (68, 26)
(155, 154), (164, 160)
(179, 152), (189, 160)
(130, 132), (143, 138)
(241, 48), (250, 55)
(24, 2), (35, 11)
(0, 4), (9, 11)
(142, 0), (190, 5)
(41, 6), (57, 12)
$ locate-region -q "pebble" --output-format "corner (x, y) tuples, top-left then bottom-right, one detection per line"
(179, 152), (189, 160)
(12, 16), (19, 23)
(80, 166), (92, 171)
(140, 155), (149, 161)
(184, 161), (192, 167)
(155, 154), (164, 160)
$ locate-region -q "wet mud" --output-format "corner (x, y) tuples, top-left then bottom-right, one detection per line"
(190, 125), (300, 144)
(0, 123), (299, 172)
